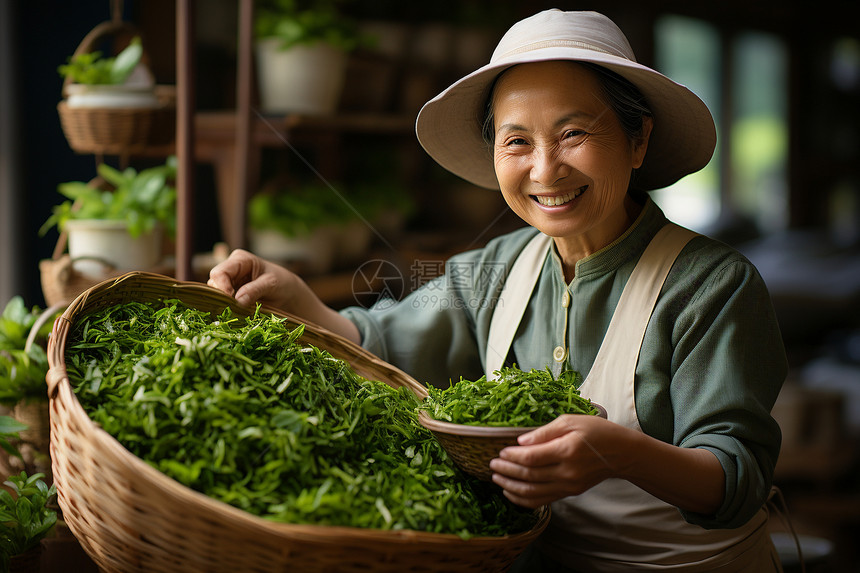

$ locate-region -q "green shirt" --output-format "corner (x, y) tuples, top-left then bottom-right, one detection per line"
(341, 199), (787, 529)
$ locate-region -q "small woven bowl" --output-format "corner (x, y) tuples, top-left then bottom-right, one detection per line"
(418, 404), (607, 481)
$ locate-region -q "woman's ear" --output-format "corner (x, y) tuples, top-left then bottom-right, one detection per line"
(632, 116), (654, 169)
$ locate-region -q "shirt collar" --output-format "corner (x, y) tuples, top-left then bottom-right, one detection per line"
(548, 198), (669, 283)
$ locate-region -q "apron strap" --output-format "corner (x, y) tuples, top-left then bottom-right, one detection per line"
(484, 232), (553, 378)
(580, 222), (699, 425)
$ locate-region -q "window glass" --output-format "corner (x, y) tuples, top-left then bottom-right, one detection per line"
(652, 15), (789, 235)
(652, 15), (722, 231)
(731, 32), (788, 232)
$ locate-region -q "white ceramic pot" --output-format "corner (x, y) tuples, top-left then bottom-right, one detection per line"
(255, 38), (348, 115)
(249, 226), (338, 275)
(65, 219), (163, 276)
(65, 84), (159, 109)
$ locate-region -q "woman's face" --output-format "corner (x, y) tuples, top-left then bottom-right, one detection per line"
(492, 61), (651, 252)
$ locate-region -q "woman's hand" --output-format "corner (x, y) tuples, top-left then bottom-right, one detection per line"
(208, 249), (297, 310)
(489, 413), (725, 514)
(488, 414), (625, 508)
(207, 249), (361, 345)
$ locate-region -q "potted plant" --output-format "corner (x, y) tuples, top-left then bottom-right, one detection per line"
(0, 298), (59, 481)
(57, 35), (157, 109)
(40, 157), (177, 276)
(0, 471), (58, 572)
(254, 0), (369, 114)
(248, 182), (349, 274)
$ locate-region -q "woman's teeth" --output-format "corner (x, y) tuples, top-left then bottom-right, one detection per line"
(534, 187), (585, 206)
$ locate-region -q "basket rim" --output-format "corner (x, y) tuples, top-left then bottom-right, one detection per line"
(47, 271), (548, 544)
(417, 403), (608, 438)
(57, 98), (173, 113)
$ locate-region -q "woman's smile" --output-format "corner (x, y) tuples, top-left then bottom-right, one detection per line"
(533, 185), (587, 207)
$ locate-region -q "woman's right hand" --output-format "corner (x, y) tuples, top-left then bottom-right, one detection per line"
(207, 249), (362, 344)
(207, 248), (297, 310)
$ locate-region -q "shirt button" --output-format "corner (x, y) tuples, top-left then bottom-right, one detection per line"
(553, 346), (567, 362)
(562, 291), (571, 308)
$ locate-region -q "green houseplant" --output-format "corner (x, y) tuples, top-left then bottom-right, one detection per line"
(0, 298), (59, 482)
(248, 183), (346, 273)
(0, 471), (58, 572)
(58, 36), (158, 109)
(40, 157), (177, 274)
(0, 298), (53, 407)
(254, 0), (369, 114)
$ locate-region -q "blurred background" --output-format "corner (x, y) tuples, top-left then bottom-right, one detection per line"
(0, 0), (858, 570)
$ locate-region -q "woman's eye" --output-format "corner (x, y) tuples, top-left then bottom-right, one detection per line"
(502, 137), (528, 147)
(564, 129), (586, 139)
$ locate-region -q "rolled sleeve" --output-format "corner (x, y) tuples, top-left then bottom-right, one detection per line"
(662, 256), (786, 528)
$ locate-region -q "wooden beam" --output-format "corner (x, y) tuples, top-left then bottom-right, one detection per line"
(175, 0), (196, 280)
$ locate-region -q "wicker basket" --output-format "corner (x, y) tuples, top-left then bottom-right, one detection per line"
(57, 20), (175, 155)
(46, 272), (549, 572)
(419, 405), (607, 481)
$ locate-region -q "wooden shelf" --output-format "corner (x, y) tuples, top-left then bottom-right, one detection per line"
(191, 111), (415, 252)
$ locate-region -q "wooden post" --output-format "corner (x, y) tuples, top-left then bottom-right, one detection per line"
(175, 0), (195, 280)
(233, 0), (254, 251)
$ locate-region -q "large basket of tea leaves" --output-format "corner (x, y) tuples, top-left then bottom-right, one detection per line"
(46, 272), (548, 573)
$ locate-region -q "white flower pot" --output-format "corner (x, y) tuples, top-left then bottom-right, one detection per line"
(66, 219), (163, 276)
(255, 38), (348, 115)
(65, 84), (159, 109)
(250, 226), (338, 275)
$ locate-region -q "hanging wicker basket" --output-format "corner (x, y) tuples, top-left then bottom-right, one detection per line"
(57, 19), (175, 155)
(46, 272), (549, 573)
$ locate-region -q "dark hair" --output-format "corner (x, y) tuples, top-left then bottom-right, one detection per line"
(481, 61), (653, 148)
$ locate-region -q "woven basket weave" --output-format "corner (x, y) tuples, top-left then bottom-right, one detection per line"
(46, 272), (549, 572)
(57, 85), (176, 155)
(419, 405), (607, 481)
(57, 20), (175, 155)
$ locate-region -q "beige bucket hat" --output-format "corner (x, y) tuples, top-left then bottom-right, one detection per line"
(415, 9), (716, 191)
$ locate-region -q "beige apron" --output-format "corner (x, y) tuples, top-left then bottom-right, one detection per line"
(486, 223), (781, 572)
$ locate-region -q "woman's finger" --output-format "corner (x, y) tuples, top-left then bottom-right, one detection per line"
(517, 413), (587, 446)
(233, 271), (282, 307)
(501, 489), (556, 509)
(497, 439), (567, 468)
(490, 472), (564, 509)
(208, 250), (265, 302)
(489, 455), (554, 480)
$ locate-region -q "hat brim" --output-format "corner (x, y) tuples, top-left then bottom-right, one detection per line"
(415, 47), (716, 191)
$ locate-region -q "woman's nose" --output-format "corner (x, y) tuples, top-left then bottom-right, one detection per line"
(530, 146), (570, 186)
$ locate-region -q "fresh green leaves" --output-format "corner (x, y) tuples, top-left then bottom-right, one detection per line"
(0, 472), (57, 566)
(40, 157), (177, 238)
(421, 366), (599, 427)
(0, 417), (27, 461)
(254, 0), (369, 51)
(248, 185), (343, 237)
(58, 36), (143, 85)
(0, 298), (54, 407)
(0, 298), (50, 352)
(65, 300), (535, 538)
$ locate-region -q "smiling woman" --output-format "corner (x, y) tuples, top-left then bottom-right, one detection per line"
(209, 10), (788, 572)
(488, 61), (652, 276)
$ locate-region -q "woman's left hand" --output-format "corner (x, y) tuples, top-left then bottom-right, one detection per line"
(488, 414), (637, 508)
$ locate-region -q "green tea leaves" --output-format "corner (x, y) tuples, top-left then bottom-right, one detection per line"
(65, 300), (534, 538)
(421, 366), (598, 427)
